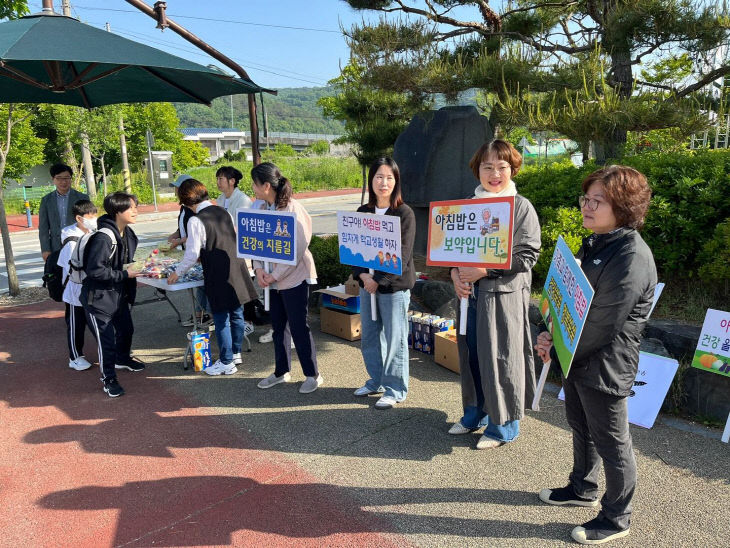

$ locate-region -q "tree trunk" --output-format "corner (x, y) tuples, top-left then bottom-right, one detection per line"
(604, 46), (633, 162)
(81, 132), (96, 199)
(360, 164), (367, 205)
(119, 114), (132, 193)
(100, 154), (108, 196)
(0, 194), (20, 296)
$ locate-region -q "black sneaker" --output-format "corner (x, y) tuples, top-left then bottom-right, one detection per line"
(571, 516), (630, 545)
(103, 378), (125, 398)
(115, 357), (145, 372)
(539, 485), (599, 507)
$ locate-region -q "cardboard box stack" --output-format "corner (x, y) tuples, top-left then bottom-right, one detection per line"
(408, 311), (454, 355)
(317, 276), (362, 341)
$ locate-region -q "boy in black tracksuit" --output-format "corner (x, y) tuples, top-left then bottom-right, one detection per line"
(80, 192), (143, 397)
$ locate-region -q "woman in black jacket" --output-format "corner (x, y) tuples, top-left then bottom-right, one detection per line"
(535, 165), (657, 545)
(352, 157), (416, 410)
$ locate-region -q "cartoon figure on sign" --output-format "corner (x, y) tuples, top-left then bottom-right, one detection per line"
(392, 253), (399, 270)
(274, 219), (283, 236)
(378, 250), (385, 265)
(385, 252), (391, 267)
(480, 209), (492, 235)
(491, 216), (500, 233)
(280, 221), (291, 238)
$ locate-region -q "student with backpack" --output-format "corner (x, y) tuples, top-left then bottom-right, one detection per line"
(57, 200), (98, 371)
(80, 192), (143, 398)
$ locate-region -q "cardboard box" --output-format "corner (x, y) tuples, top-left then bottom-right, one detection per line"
(344, 275), (360, 296)
(316, 285), (361, 313)
(434, 329), (459, 373)
(320, 307), (361, 341)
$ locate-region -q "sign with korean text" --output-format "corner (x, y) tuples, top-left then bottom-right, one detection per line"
(337, 211), (402, 275)
(539, 236), (594, 377)
(426, 197), (515, 268)
(236, 209), (297, 266)
(691, 308), (730, 377)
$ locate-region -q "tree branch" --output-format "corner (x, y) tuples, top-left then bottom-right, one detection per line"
(675, 65), (730, 98)
(502, 1), (579, 18)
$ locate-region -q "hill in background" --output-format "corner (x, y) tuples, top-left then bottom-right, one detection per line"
(174, 87), (344, 134)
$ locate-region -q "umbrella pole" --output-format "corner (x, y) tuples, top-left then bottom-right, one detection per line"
(125, 0), (269, 165)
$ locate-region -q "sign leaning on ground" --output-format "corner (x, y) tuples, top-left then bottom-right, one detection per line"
(538, 235), (595, 377)
(691, 308), (730, 377)
(236, 208), (297, 266)
(336, 211), (402, 275)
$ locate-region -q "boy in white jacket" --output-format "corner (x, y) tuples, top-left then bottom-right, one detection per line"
(57, 200), (98, 370)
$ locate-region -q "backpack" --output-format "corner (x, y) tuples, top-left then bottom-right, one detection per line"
(68, 227), (117, 285)
(42, 236), (79, 302)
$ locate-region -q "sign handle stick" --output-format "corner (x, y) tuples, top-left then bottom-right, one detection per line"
(722, 412), (730, 444)
(368, 268), (377, 321)
(532, 360), (551, 411)
(264, 260), (270, 311)
(459, 297), (468, 335)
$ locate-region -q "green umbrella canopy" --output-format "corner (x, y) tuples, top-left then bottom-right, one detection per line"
(0, 13), (269, 107)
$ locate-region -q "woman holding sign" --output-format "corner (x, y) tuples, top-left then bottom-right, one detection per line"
(535, 166), (656, 545)
(250, 162), (321, 394)
(352, 157), (416, 410)
(449, 139), (541, 448)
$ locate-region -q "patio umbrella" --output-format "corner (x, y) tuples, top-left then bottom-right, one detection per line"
(0, 11), (268, 107)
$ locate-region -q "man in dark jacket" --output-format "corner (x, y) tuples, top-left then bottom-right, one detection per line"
(39, 163), (89, 260)
(81, 192), (142, 398)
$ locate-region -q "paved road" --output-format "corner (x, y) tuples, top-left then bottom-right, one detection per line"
(0, 194), (360, 293)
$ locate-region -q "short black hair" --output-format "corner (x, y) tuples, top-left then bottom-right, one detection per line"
(215, 166), (243, 187)
(50, 163), (73, 178)
(103, 192), (138, 218)
(72, 199), (97, 217)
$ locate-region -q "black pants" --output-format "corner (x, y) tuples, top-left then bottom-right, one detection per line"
(64, 303), (87, 360)
(270, 281), (317, 377)
(563, 375), (636, 530)
(85, 303), (134, 383)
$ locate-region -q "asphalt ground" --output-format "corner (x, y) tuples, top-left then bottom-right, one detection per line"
(1, 288), (728, 547)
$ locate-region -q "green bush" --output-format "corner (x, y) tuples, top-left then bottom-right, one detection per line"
(533, 207), (590, 283)
(28, 198), (42, 214)
(698, 218), (730, 283)
(309, 234), (352, 289)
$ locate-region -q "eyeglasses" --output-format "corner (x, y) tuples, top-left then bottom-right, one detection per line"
(54, 176), (72, 182)
(479, 164), (511, 173)
(578, 196), (604, 211)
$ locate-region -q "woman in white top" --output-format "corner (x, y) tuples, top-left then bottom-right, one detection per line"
(216, 166), (253, 222)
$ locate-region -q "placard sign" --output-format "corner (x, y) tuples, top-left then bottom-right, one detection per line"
(426, 197), (515, 268)
(691, 308), (730, 377)
(236, 208), (297, 265)
(337, 211), (402, 275)
(559, 352), (679, 429)
(539, 236), (594, 377)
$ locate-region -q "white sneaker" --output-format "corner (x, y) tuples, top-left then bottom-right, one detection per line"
(258, 328), (273, 343)
(299, 375), (323, 394)
(69, 356), (92, 371)
(233, 352), (242, 365)
(448, 422), (475, 435)
(353, 386), (382, 397)
(476, 435), (505, 449)
(244, 321), (255, 336)
(257, 372), (291, 388)
(205, 359), (237, 376)
(374, 395), (401, 410)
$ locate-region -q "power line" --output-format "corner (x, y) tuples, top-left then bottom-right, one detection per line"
(73, 4), (341, 33)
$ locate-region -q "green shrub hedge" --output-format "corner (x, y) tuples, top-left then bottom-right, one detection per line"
(309, 234), (352, 289)
(515, 149), (730, 285)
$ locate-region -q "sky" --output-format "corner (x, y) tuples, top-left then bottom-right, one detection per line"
(25, 0), (374, 89)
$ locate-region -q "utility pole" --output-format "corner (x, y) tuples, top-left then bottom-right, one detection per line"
(124, 0), (269, 165)
(61, 0), (71, 16)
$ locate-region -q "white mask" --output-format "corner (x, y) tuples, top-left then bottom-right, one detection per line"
(82, 217), (97, 232)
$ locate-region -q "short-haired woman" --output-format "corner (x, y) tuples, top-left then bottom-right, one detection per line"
(250, 162), (321, 394)
(352, 157), (416, 409)
(167, 178), (257, 375)
(535, 165), (657, 545)
(449, 139), (541, 448)
(216, 165), (253, 222)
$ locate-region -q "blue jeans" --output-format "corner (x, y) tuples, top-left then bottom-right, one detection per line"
(460, 286), (519, 442)
(359, 288), (410, 401)
(212, 305), (244, 365)
(195, 287), (209, 315)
